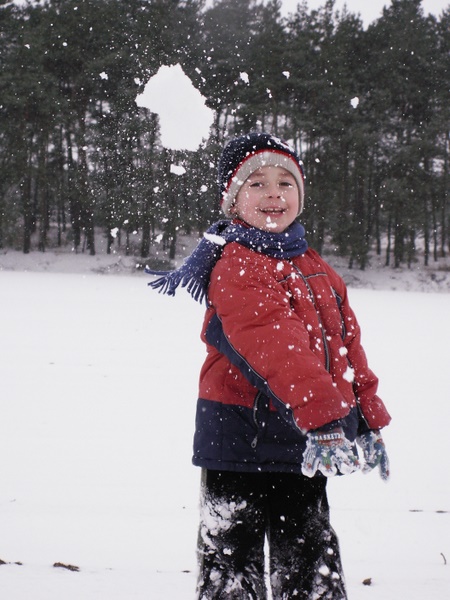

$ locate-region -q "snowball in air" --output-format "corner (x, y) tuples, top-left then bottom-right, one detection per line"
(170, 164), (186, 176)
(135, 64), (214, 152)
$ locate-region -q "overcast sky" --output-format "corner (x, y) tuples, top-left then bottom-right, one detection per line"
(11, 0), (449, 26)
(279, 0), (449, 26)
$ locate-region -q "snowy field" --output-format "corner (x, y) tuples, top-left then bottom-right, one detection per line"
(1, 253), (449, 599)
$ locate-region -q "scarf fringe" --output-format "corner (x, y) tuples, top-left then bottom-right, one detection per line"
(145, 267), (208, 303)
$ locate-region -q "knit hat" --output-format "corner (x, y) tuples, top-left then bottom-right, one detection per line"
(218, 132), (305, 217)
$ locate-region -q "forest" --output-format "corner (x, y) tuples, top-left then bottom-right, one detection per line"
(0, 0), (449, 270)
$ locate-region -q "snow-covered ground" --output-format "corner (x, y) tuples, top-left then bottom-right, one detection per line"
(1, 248), (449, 599)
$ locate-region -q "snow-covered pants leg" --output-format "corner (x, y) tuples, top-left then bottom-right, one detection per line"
(196, 470), (347, 600)
(267, 473), (347, 600)
(196, 469), (267, 599)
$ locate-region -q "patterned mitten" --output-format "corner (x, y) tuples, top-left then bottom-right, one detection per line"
(357, 430), (390, 481)
(301, 427), (360, 478)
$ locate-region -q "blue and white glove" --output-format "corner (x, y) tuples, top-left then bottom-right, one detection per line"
(301, 427), (360, 478)
(356, 430), (390, 481)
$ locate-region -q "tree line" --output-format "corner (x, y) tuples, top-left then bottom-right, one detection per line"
(0, 0), (448, 269)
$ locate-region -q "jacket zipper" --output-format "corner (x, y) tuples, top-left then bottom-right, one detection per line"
(291, 263), (331, 373)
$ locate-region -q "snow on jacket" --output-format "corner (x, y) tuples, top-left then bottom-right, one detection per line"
(192, 242), (391, 473)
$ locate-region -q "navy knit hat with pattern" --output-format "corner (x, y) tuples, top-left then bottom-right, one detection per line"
(218, 132), (305, 217)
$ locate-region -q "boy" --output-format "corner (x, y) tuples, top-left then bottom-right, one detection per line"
(148, 132), (391, 599)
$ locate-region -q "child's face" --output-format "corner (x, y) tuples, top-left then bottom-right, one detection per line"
(231, 166), (300, 233)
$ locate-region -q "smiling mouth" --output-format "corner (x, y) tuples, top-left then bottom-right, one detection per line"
(260, 207), (286, 215)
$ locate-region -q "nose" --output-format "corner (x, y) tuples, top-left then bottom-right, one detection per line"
(266, 183), (281, 198)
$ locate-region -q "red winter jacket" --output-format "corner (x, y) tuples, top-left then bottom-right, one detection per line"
(192, 243), (391, 473)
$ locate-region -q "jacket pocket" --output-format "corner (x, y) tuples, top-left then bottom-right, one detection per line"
(251, 392), (270, 448)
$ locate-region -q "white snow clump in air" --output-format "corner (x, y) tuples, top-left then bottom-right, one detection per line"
(240, 72), (249, 84)
(350, 96), (360, 108)
(135, 64), (214, 152)
(170, 164), (186, 176)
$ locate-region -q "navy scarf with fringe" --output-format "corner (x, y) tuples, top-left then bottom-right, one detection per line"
(146, 220), (308, 303)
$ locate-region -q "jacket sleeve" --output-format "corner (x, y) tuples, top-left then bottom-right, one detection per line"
(207, 249), (354, 433)
(321, 260), (392, 431)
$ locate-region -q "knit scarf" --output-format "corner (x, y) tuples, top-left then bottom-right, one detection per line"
(146, 220), (308, 303)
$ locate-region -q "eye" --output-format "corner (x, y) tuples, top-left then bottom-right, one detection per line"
(249, 181), (264, 188)
(279, 180), (294, 187)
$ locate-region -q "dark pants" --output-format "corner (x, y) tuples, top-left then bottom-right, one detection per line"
(196, 470), (348, 600)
